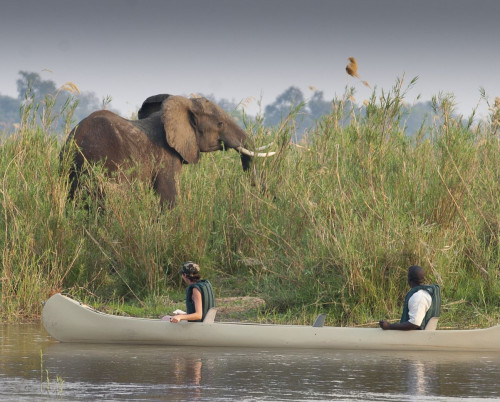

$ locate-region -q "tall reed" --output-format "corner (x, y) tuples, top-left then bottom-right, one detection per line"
(1, 80), (499, 327)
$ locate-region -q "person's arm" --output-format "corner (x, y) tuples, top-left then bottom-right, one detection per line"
(379, 320), (420, 330)
(170, 288), (203, 323)
(379, 291), (431, 330)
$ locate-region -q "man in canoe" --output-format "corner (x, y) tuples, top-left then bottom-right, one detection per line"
(166, 261), (215, 323)
(379, 265), (441, 330)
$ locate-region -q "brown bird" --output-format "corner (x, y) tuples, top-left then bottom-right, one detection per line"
(345, 57), (371, 88)
(346, 57), (360, 78)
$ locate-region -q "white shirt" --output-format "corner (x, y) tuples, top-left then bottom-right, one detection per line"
(408, 289), (432, 326)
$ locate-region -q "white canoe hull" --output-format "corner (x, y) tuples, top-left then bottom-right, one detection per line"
(42, 293), (500, 351)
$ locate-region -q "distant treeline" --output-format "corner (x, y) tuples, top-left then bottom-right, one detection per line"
(1, 71), (449, 139)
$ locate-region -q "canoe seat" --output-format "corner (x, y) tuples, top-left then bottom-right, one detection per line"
(312, 314), (327, 327)
(203, 308), (217, 323)
(424, 317), (439, 330)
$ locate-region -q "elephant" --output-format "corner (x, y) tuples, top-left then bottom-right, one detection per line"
(62, 94), (273, 207)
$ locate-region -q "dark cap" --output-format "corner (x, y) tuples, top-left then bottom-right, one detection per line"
(180, 261), (200, 276)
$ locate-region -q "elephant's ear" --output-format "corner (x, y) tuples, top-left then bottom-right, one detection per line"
(138, 94), (171, 119)
(161, 96), (200, 164)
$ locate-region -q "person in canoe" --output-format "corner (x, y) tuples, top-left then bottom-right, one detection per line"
(379, 265), (441, 330)
(163, 261), (215, 323)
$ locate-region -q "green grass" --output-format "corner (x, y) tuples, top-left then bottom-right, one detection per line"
(1, 79), (499, 328)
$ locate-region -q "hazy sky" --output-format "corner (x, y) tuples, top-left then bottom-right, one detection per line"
(1, 0), (499, 119)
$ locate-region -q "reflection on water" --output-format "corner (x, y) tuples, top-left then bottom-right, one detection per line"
(408, 358), (426, 396)
(1, 323), (500, 401)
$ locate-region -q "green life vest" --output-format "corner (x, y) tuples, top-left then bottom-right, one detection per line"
(185, 279), (215, 322)
(400, 284), (441, 329)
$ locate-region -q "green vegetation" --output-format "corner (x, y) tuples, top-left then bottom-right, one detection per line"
(0, 71), (105, 134)
(1, 77), (499, 329)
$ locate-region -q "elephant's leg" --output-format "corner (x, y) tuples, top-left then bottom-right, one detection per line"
(67, 166), (79, 200)
(65, 150), (88, 202)
(153, 167), (178, 208)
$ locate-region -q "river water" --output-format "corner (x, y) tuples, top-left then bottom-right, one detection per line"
(1, 323), (500, 401)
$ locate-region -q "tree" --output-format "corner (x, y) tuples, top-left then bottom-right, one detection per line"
(17, 71), (57, 101)
(264, 86), (305, 128)
(14, 71), (102, 135)
(308, 90), (332, 119)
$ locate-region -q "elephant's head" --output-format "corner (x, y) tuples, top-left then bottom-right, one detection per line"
(161, 96), (270, 171)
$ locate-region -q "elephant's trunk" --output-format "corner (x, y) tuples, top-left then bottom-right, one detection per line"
(240, 153), (252, 171)
(222, 123), (275, 170)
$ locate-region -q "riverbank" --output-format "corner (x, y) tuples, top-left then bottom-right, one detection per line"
(1, 82), (499, 328)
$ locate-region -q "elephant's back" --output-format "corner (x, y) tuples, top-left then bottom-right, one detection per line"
(72, 111), (146, 165)
(77, 110), (128, 135)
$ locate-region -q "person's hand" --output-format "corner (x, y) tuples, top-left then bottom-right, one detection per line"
(379, 320), (390, 330)
(170, 315), (181, 323)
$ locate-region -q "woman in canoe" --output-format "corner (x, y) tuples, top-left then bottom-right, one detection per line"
(164, 261), (215, 323)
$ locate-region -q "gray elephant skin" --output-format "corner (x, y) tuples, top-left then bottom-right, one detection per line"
(62, 94), (256, 207)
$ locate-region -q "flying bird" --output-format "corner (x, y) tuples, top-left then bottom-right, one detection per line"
(345, 57), (371, 88)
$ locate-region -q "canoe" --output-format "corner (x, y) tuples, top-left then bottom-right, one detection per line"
(42, 293), (500, 352)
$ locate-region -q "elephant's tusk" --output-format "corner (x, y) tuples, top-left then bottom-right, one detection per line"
(237, 146), (276, 157)
(255, 142), (274, 151)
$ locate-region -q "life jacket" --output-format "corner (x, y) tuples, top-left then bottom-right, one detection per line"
(400, 284), (441, 329)
(185, 279), (215, 322)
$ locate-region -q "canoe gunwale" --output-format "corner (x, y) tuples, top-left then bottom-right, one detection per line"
(41, 293), (500, 352)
